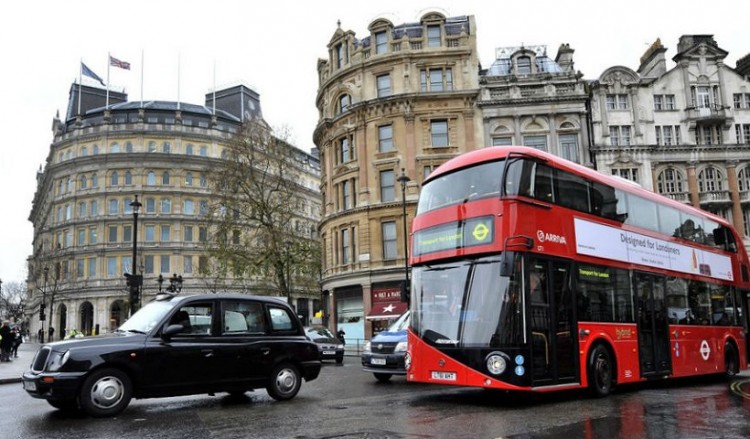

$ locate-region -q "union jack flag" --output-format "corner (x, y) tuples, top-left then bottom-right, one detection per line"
(109, 55), (131, 70)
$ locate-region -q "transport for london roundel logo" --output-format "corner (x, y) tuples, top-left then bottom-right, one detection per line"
(472, 223), (489, 241)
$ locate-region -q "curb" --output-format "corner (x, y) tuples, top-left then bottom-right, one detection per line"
(0, 377), (21, 385)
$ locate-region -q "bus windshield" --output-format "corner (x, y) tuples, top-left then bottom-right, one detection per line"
(411, 256), (522, 348)
(417, 160), (505, 214)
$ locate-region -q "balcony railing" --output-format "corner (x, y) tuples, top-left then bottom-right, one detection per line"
(699, 190), (731, 204)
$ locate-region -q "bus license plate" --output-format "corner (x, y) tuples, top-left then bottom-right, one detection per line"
(431, 371), (456, 381)
(371, 358), (386, 365)
(23, 381), (37, 392)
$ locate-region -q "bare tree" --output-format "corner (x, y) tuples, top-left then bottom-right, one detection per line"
(201, 118), (321, 301)
(1, 280), (28, 322)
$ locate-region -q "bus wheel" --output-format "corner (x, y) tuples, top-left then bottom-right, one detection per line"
(588, 345), (613, 397)
(724, 343), (739, 378)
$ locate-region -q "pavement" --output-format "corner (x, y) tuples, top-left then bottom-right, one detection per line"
(0, 341), (39, 385)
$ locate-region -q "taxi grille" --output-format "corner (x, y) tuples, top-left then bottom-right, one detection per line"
(31, 347), (51, 372)
(371, 342), (397, 354)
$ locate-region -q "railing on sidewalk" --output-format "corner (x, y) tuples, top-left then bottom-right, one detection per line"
(343, 338), (366, 356)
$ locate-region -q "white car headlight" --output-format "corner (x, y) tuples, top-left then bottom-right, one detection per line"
(363, 341), (372, 354)
(394, 341), (408, 353)
(47, 350), (70, 372)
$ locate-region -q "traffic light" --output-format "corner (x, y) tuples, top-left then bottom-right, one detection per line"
(40, 303), (46, 321)
(124, 273), (141, 306)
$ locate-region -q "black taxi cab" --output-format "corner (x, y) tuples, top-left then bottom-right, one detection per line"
(22, 293), (321, 417)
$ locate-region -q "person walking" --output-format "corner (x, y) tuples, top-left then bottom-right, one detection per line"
(0, 320), (12, 362)
(48, 326), (55, 342)
(11, 327), (23, 358)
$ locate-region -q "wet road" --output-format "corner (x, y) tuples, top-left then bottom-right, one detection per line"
(1, 359), (749, 438)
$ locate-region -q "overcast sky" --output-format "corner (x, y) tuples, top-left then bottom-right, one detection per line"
(0, 0), (746, 285)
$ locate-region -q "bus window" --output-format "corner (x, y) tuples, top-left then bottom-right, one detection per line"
(590, 181), (619, 220)
(555, 170), (589, 212)
(666, 277), (689, 323)
(687, 280), (711, 325)
(628, 193), (659, 232)
(679, 214), (706, 245)
(658, 204), (682, 239)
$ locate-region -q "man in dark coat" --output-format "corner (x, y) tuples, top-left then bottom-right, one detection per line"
(0, 321), (12, 362)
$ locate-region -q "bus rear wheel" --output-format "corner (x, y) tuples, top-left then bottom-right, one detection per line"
(587, 345), (613, 397)
(724, 343), (739, 378)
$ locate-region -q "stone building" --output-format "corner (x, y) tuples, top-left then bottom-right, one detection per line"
(314, 12), (482, 341)
(27, 80), (321, 338)
(589, 35), (750, 250)
(478, 43), (590, 164)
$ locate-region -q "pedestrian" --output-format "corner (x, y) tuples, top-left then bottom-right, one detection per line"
(11, 327), (22, 358)
(38, 328), (44, 343)
(48, 326), (55, 342)
(0, 320), (12, 362)
(337, 329), (346, 345)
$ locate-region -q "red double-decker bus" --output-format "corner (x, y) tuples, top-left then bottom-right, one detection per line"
(406, 146), (749, 396)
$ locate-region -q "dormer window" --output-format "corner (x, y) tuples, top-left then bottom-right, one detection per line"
(427, 25), (441, 48)
(335, 43), (347, 68)
(375, 31), (388, 54)
(517, 56), (531, 75)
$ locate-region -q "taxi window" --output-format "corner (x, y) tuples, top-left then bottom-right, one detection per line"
(269, 307), (294, 332)
(222, 301), (266, 334)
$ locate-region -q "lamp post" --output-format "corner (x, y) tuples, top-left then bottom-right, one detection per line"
(158, 273), (183, 294)
(397, 168), (411, 299)
(41, 266), (49, 343)
(130, 196), (142, 315)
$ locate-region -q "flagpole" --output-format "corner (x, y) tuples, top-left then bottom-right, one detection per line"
(78, 58), (83, 116)
(177, 53), (181, 111)
(106, 52), (111, 109)
(140, 49), (144, 108)
(212, 59), (216, 115)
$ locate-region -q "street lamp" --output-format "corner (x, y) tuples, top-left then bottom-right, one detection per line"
(41, 266), (49, 343)
(129, 196), (142, 315)
(397, 168), (411, 300)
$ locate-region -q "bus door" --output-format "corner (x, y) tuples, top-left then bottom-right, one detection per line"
(635, 272), (672, 377)
(528, 257), (577, 385)
(742, 289), (750, 363)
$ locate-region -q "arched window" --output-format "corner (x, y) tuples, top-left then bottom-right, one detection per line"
(92, 174), (98, 187)
(657, 168), (684, 194)
(126, 142), (134, 153)
(185, 172), (193, 186)
(147, 171), (156, 185)
(125, 171), (132, 185)
(110, 171), (119, 186)
(738, 167), (750, 192)
(162, 171), (170, 185)
(80, 175), (88, 189)
(200, 174), (207, 187)
(81, 146), (88, 157)
(698, 166), (724, 192)
(93, 144), (99, 155)
(148, 141), (157, 153)
(110, 142), (120, 153)
(162, 142), (171, 153)
(336, 94), (351, 115)
(221, 149), (228, 159)
(185, 144), (194, 155)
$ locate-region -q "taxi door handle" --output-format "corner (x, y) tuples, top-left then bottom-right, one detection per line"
(260, 347), (271, 355)
(202, 349), (214, 358)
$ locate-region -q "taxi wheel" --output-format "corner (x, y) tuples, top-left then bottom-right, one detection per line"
(266, 363), (301, 401)
(374, 373), (392, 382)
(79, 368), (132, 417)
(48, 398), (80, 413)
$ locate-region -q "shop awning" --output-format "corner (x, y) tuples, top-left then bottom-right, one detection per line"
(366, 301), (408, 320)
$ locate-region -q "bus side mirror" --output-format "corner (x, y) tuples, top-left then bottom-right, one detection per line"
(500, 251), (515, 278)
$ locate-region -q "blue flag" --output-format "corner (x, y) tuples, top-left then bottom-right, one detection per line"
(81, 62), (105, 86)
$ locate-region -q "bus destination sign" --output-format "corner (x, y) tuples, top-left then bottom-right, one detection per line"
(413, 216), (494, 256)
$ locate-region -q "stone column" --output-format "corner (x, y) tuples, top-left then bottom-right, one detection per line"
(725, 160), (746, 236)
(686, 161), (700, 208)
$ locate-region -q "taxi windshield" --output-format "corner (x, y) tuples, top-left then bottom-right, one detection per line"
(119, 300), (177, 334)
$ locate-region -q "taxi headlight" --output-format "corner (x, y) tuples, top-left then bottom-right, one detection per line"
(47, 350), (70, 372)
(485, 351), (508, 376)
(394, 341), (408, 353)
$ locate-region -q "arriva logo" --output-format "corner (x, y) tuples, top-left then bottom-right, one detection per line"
(536, 230), (568, 245)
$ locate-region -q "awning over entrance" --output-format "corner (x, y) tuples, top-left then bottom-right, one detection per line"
(365, 301), (408, 320)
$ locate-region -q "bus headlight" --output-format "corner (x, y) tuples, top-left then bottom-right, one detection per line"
(485, 352), (508, 376)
